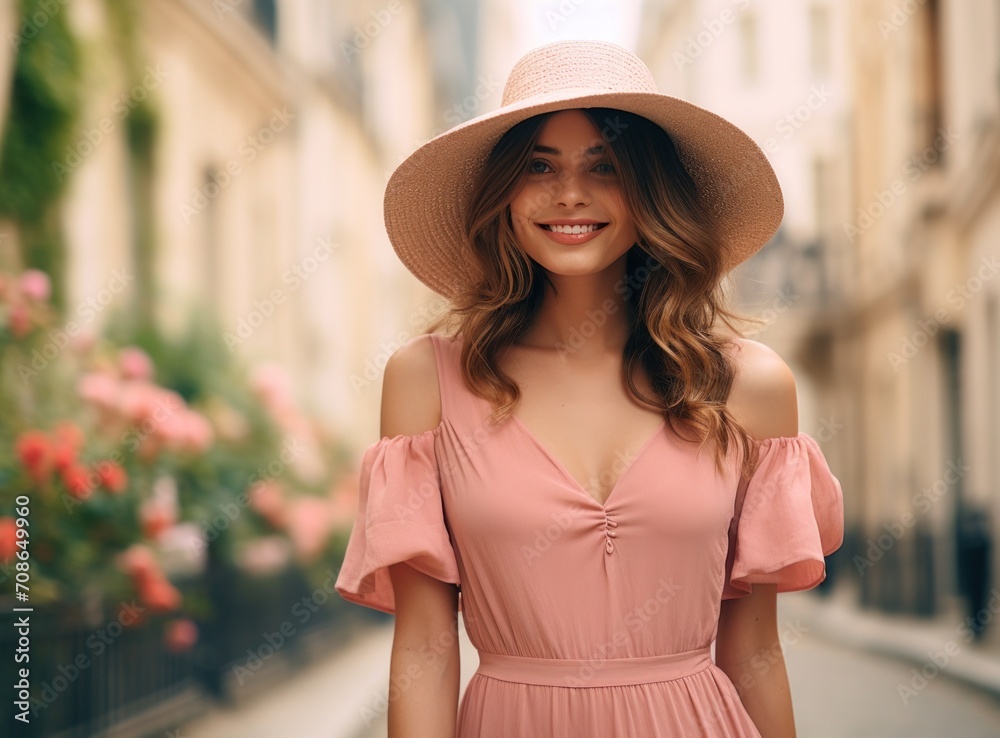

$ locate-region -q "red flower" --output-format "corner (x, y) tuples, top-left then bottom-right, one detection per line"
(15, 430), (51, 484)
(139, 576), (182, 613)
(50, 439), (76, 473)
(0, 517), (18, 563)
(164, 618), (199, 653)
(95, 462), (128, 494)
(61, 464), (93, 500)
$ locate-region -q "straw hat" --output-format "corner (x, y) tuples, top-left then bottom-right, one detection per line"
(383, 40), (784, 300)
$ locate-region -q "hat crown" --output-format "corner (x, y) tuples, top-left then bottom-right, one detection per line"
(501, 40), (658, 107)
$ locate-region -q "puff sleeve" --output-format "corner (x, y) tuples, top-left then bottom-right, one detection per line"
(334, 427), (462, 615)
(722, 432), (844, 599)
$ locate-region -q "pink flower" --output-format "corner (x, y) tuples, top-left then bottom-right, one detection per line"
(287, 496), (332, 563)
(119, 381), (163, 424)
(77, 372), (119, 409)
(118, 347), (154, 381)
(139, 497), (175, 540)
(164, 618), (199, 653)
(117, 544), (160, 583)
(18, 270), (51, 302)
(248, 481), (286, 528)
(155, 404), (212, 455)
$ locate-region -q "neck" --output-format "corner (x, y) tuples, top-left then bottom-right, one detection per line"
(519, 254), (633, 358)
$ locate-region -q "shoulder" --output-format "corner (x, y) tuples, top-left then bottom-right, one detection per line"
(380, 333), (443, 438)
(721, 337), (798, 440)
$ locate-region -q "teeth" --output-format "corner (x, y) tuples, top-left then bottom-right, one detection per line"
(545, 223), (602, 234)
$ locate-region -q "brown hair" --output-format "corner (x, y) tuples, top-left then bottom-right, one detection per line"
(425, 107), (766, 480)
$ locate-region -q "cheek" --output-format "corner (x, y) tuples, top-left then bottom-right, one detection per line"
(510, 188), (544, 233)
(606, 190), (636, 236)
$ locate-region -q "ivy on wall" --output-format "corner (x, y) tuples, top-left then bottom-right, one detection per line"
(0, 0), (82, 314)
(0, 0), (159, 324)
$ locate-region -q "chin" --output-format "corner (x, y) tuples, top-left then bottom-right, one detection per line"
(531, 254), (626, 278)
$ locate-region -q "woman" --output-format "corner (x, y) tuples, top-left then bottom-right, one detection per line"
(335, 40), (844, 737)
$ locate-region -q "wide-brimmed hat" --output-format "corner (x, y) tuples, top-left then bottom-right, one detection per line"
(383, 40), (784, 300)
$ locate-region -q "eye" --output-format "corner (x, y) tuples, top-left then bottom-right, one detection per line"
(592, 160), (615, 175)
(528, 159), (553, 174)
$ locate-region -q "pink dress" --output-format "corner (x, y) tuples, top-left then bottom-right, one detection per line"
(335, 331), (844, 737)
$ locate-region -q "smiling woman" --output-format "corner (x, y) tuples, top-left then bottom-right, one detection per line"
(335, 39), (844, 738)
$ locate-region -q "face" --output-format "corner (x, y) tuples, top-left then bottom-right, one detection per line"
(509, 109), (638, 282)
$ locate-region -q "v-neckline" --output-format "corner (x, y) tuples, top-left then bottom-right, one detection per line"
(510, 414), (667, 510)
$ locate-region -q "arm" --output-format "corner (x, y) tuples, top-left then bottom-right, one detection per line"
(381, 335), (461, 737)
(717, 338), (799, 738)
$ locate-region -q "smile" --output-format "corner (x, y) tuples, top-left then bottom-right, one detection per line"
(540, 223), (608, 234)
(536, 222), (609, 245)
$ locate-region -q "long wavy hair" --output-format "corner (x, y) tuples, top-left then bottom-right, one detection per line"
(424, 107), (768, 480)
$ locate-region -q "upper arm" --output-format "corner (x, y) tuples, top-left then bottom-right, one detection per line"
(717, 338), (798, 664)
(381, 334), (459, 631)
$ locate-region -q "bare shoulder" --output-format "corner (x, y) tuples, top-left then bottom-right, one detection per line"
(380, 333), (442, 438)
(721, 337), (799, 440)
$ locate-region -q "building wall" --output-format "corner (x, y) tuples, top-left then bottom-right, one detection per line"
(840, 0), (1000, 642)
(0, 0), (468, 457)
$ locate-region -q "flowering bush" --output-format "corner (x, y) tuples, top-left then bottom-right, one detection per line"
(0, 268), (357, 649)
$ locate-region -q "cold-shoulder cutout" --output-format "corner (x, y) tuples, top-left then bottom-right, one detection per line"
(724, 337), (799, 441)
(722, 430), (844, 599)
(334, 428), (461, 615)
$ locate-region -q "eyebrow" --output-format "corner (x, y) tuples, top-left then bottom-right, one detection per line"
(533, 144), (606, 156)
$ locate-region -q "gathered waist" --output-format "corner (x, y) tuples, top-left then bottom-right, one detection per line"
(474, 646), (713, 688)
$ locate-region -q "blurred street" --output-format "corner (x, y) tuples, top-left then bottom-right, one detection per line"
(175, 592), (1000, 738)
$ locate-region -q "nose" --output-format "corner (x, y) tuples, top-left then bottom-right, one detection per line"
(552, 169), (591, 208)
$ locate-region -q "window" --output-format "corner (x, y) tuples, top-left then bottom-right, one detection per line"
(250, 0), (278, 45)
(915, 0), (943, 156)
(739, 11), (759, 84)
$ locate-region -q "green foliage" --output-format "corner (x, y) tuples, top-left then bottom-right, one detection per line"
(0, 0), (83, 311)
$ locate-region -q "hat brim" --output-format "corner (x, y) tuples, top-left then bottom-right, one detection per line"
(384, 88), (784, 299)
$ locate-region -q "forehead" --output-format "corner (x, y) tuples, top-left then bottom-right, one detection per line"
(535, 109), (604, 149)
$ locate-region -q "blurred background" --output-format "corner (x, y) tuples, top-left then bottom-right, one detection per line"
(0, 0), (999, 736)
